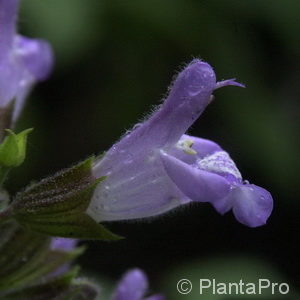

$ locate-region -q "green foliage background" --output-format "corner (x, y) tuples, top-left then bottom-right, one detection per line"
(9, 0), (300, 298)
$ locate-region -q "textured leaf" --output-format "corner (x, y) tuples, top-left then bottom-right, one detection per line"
(12, 158), (120, 240)
(0, 267), (100, 300)
(0, 222), (84, 291)
(18, 213), (121, 240)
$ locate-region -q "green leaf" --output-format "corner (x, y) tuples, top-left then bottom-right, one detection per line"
(0, 129), (33, 168)
(0, 268), (99, 300)
(0, 222), (85, 291)
(12, 158), (121, 240)
(18, 213), (121, 240)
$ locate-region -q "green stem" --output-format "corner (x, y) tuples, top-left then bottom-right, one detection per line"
(0, 167), (10, 187)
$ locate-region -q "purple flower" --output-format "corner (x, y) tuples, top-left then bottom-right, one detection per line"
(0, 0), (53, 123)
(50, 238), (77, 251)
(87, 59), (273, 227)
(111, 269), (164, 300)
(49, 238), (77, 277)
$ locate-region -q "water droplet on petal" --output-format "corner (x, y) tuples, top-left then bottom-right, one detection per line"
(124, 153), (133, 164)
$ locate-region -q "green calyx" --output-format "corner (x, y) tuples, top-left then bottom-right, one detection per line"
(0, 128), (33, 186)
(0, 129), (33, 168)
(11, 157), (121, 240)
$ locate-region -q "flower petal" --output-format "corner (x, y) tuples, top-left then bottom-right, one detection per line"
(169, 134), (222, 165)
(0, 60), (19, 107)
(88, 162), (185, 221)
(186, 135), (222, 158)
(231, 184), (273, 227)
(0, 0), (18, 59)
(111, 269), (148, 300)
(211, 192), (233, 215)
(197, 151), (242, 183)
(10, 36), (54, 121)
(16, 35), (54, 81)
(160, 151), (231, 204)
(51, 238), (77, 251)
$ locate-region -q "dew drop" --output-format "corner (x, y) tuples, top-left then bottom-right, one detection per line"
(124, 153), (133, 164)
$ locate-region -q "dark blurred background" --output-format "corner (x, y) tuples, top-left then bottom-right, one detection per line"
(10, 0), (300, 298)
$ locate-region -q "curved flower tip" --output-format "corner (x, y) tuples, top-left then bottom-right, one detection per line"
(231, 184), (273, 227)
(111, 269), (164, 300)
(215, 79), (246, 89)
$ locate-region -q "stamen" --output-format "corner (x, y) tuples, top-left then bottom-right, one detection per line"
(176, 139), (197, 155)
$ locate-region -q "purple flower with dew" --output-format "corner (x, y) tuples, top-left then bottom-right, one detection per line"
(0, 0), (53, 123)
(87, 59), (273, 227)
(111, 269), (164, 300)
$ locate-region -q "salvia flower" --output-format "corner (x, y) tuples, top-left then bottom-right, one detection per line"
(0, 0), (53, 124)
(111, 269), (164, 300)
(87, 59), (273, 227)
